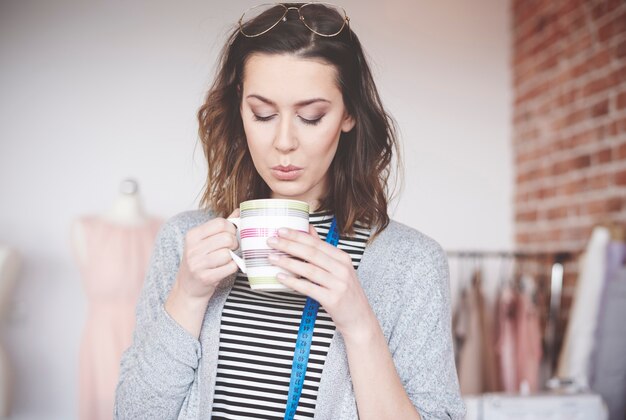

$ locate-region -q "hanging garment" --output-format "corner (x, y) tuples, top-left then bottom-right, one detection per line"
(476, 273), (500, 393)
(590, 266), (626, 420)
(589, 240), (626, 386)
(557, 226), (610, 387)
(71, 215), (163, 420)
(495, 284), (517, 393)
(456, 270), (499, 394)
(515, 275), (542, 393)
(456, 271), (483, 395)
(452, 285), (470, 372)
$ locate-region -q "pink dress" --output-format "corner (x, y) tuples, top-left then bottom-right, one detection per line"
(71, 215), (163, 420)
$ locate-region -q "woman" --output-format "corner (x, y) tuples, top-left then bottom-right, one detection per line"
(115, 3), (464, 419)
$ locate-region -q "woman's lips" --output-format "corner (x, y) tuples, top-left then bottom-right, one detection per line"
(271, 165), (303, 181)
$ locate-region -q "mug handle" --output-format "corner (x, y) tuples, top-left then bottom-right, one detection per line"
(226, 217), (247, 274)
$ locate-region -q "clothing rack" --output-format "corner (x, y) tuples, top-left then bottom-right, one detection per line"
(445, 249), (577, 377)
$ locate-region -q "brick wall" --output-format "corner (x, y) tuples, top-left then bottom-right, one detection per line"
(512, 0), (626, 333)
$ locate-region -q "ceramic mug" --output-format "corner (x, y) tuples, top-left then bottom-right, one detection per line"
(227, 198), (310, 291)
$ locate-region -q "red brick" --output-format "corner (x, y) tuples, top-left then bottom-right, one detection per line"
(585, 200), (606, 215)
(589, 174), (610, 190)
(556, 108), (586, 129)
(591, 99), (610, 118)
(605, 121), (617, 136)
(531, 25), (563, 57)
(597, 9), (626, 43)
(617, 39), (626, 59)
(584, 197), (624, 215)
(618, 91), (626, 110)
(554, 66), (575, 85)
(558, 0), (584, 24)
(594, 148), (612, 164)
(516, 231), (531, 244)
(558, 179), (581, 196)
(517, 209), (538, 222)
(583, 75), (616, 98)
(565, 225), (593, 242)
(538, 186), (557, 199)
(566, 174), (611, 194)
(616, 170), (626, 186)
(584, 49), (612, 75)
(618, 142), (626, 159)
(547, 228), (562, 242)
(513, 1), (544, 29)
(617, 117), (626, 134)
(538, 52), (563, 73)
(608, 197), (624, 212)
(557, 88), (579, 107)
(616, 66), (626, 84)
(565, 32), (592, 59)
(552, 155), (591, 176)
(516, 80), (552, 105)
(574, 154), (592, 169)
(547, 206), (568, 220)
(565, 129), (598, 148)
(591, 0), (624, 20)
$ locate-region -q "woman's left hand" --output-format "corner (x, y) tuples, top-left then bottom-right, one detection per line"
(267, 225), (377, 341)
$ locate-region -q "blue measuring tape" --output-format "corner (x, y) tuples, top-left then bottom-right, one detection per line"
(284, 217), (339, 420)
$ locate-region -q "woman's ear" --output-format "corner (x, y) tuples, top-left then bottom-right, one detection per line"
(341, 112), (356, 133)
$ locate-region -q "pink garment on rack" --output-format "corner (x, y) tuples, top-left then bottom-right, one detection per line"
(496, 285), (517, 393)
(455, 273), (483, 395)
(71, 215), (163, 420)
(456, 270), (500, 394)
(515, 284), (542, 393)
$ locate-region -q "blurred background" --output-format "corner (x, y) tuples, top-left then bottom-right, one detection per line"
(0, 0), (624, 419)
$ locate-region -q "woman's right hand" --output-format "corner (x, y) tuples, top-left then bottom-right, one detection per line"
(165, 209), (240, 337)
(175, 208), (240, 300)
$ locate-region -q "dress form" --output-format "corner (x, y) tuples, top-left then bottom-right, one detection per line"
(70, 178), (163, 420)
(0, 246), (21, 419)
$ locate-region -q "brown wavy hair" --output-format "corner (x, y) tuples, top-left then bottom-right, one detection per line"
(197, 3), (402, 240)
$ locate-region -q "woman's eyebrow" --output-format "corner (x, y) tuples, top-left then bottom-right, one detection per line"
(246, 94), (330, 107)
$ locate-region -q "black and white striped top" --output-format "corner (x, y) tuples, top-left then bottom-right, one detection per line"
(210, 211), (371, 419)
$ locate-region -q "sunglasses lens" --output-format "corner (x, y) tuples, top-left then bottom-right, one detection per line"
(300, 3), (347, 36)
(240, 4), (287, 36)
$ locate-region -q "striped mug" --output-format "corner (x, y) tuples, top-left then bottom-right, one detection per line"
(227, 198), (310, 291)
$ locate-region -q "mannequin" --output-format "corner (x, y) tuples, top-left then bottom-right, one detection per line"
(0, 246), (20, 419)
(70, 178), (163, 420)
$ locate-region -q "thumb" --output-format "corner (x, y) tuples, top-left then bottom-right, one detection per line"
(308, 224), (320, 238)
(227, 207), (240, 219)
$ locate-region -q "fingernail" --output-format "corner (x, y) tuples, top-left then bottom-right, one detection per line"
(278, 228), (288, 236)
(268, 253), (279, 262)
(267, 237), (278, 245)
(276, 273), (287, 281)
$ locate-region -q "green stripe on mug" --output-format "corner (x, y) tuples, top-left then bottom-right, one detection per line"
(248, 276), (287, 285)
(240, 199), (309, 212)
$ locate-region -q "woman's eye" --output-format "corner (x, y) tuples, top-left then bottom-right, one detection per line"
(253, 114), (275, 122)
(299, 115), (324, 126)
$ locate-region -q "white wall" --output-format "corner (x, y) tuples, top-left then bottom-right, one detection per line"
(0, 1), (512, 418)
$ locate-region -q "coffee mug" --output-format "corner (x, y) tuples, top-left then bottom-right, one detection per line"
(227, 198), (310, 291)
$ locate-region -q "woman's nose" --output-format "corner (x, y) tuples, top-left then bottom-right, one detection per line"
(273, 115), (298, 152)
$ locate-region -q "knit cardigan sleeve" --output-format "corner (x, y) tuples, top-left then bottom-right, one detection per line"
(377, 223), (466, 419)
(114, 217), (202, 419)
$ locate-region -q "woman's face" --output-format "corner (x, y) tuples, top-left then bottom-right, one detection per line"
(240, 53), (355, 210)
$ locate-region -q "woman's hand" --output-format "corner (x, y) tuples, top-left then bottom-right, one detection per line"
(174, 208), (240, 301)
(165, 209), (240, 337)
(267, 225), (377, 341)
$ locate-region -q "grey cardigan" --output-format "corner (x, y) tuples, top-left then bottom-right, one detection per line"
(114, 209), (465, 419)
